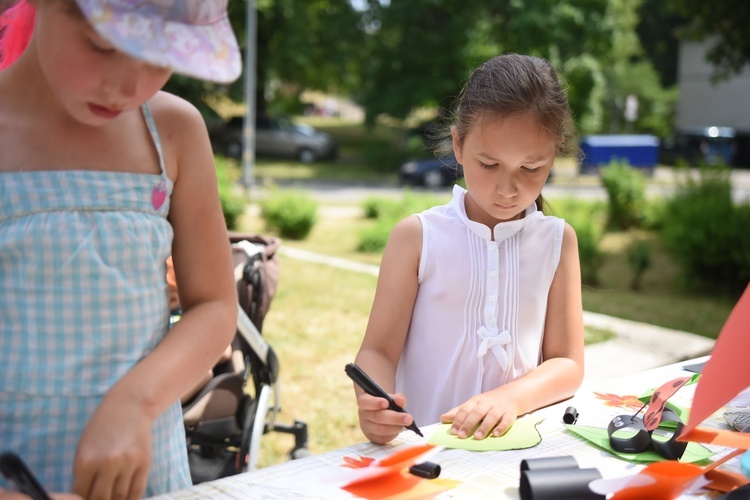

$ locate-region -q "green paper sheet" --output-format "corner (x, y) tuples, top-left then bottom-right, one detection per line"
(565, 424), (713, 463)
(427, 417), (544, 451)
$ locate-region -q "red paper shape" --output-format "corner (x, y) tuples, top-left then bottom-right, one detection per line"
(342, 471), (423, 499)
(342, 455), (376, 468)
(339, 444), (439, 498)
(683, 283), (750, 435)
(643, 376), (692, 431)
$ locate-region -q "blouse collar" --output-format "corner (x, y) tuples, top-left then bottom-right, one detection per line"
(449, 185), (537, 242)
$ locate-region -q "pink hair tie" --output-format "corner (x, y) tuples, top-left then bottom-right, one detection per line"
(0, 0), (36, 70)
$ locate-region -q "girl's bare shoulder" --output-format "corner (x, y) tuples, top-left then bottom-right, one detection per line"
(145, 91), (213, 177)
(146, 91), (206, 133)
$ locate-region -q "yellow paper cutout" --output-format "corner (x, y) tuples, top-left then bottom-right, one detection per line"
(427, 416), (544, 451)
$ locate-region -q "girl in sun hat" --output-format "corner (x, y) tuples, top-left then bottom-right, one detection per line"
(0, 1), (241, 498)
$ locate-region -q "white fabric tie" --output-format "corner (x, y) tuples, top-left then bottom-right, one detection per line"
(476, 326), (511, 371)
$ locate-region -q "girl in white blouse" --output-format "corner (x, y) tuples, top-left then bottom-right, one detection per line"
(353, 53), (585, 444)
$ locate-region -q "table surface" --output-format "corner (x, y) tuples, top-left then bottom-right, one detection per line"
(152, 356), (745, 500)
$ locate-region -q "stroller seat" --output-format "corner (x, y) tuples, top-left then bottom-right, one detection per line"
(182, 371), (244, 429)
(174, 233), (309, 484)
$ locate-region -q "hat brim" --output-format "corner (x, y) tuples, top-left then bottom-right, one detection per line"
(77, 4), (242, 84)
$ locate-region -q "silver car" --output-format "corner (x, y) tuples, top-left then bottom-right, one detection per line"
(216, 115), (338, 163)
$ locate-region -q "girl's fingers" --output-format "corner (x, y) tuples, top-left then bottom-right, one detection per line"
(448, 402), (478, 437)
(491, 413), (514, 437)
(474, 408), (506, 440)
(391, 393), (408, 408)
(357, 393), (389, 411)
(440, 405), (459, 423)
(125, 465), (148, 500)
(72, 462), (96, 500)
(86, 466), (124, 500)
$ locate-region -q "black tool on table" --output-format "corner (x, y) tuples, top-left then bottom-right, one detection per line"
(0, 452), (52, 500)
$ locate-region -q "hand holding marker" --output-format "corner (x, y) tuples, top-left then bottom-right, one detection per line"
(345, 363), (423, 437)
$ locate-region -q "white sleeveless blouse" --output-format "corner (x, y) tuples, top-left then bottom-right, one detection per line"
(395, 185), (565, 425)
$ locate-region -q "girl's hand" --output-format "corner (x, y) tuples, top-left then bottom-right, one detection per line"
(356, 392), (414, 444)
(72, 395), (153, 500)
(440, 392), (517, 440)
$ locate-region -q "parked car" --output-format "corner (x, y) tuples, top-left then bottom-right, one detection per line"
(209, 113), (338, 163)
(399, 154), (462, 188)
(659, 126), (737, 166)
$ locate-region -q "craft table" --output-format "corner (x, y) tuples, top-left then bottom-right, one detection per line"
(152, 356), (745, 499)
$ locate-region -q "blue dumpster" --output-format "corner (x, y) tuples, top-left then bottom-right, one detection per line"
(579, 135), (660, 172)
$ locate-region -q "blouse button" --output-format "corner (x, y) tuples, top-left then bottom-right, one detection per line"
(489, 295), (496, 302)
(488, 244), (497, 251)
(490, 270), (498, 278)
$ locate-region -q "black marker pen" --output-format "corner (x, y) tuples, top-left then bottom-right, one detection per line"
(345, 362), (423, 437)
(0, 452), (52, 500)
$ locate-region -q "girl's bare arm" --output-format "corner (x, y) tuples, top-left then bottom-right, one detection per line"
(73, 93), (237, 499)
(354, 215), (422, 443)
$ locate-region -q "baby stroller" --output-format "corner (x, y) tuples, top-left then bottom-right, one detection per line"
(179, 233), (309, 484)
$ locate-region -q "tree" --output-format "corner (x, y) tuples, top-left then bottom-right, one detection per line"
(669, 0), (750, 80)
(357, 0), (660, 135)
(166, 0), (365, 118)
(167, 0), (676, 139)
(637, 0), (685, 87)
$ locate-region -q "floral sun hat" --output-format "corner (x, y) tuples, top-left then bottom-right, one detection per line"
(74, 0), (242, 83)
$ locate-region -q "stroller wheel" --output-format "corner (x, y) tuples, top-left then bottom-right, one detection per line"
(288, 447), (312, 461)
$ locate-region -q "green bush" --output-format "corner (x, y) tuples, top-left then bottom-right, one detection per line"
(215, 157), (246, 230)
(661, 166), (750, 294)
(363, 138), (409, 173)
(358, 219), (396, 252)
(599, 160), (647, 230)
(626, 238), (652, 291)
(260, 189), (318, 240)
(361, 196), (400, 219)
(357, 192), (446, 252)
(549, 198), (605, 286)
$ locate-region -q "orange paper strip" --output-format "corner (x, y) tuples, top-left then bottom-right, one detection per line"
(679, 427), (750, 450)
(704, 468), (750, 493)
(611, 461), (705, 499)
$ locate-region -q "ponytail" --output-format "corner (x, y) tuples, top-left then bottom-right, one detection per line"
(0, 1), (35, 70)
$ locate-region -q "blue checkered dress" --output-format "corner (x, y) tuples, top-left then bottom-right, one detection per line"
(0, 105), (191, 495)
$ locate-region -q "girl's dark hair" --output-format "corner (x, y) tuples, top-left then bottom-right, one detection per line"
(438, 53), (576, 211)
